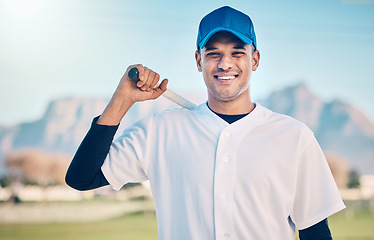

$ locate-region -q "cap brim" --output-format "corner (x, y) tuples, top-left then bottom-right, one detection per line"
(198, 28), (254, 50)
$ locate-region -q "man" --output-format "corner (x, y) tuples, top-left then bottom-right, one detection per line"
(66, 6), (345, 239)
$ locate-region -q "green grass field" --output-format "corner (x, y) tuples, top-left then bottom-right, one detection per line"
(0, 208), (373, 240)
(294, 210), (374, 240)
(328, 211), (374, 240)
(0, 211), (158, 240)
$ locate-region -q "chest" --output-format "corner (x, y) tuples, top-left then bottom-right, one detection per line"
(149, 123), (299, 195)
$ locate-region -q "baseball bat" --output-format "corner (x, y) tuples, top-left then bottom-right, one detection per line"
(128, 67), (197, 110)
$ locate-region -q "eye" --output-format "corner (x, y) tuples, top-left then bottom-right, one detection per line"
(232, 51), (245, 57)
(206, 52), (220, 58)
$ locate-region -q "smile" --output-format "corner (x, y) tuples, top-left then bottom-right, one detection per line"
(217, 76), (236, 80)
(214, 74), (238, 82)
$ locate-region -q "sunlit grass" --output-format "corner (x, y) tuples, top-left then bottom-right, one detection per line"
(1, 203), (373, 240)
(0, 211), (158, 240)
(329, 211), (374, 240)
(295, 208), (374, 240)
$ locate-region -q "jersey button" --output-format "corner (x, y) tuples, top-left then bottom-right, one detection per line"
(223, 156), (229, 162)
(224, 233), (230, 238)
(221, 194), (228, 200)
(225, 132), (231, 137)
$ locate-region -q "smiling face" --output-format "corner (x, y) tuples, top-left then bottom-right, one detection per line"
(195, 31), (260, 114)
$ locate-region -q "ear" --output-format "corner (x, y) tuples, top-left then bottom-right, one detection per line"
(195, 50), (203, 72)
(251, 50), (260, 71)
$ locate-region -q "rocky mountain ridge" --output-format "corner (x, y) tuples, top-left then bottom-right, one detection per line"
(0, 83), (373, 175)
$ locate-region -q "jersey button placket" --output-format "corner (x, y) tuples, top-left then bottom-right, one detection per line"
(214, 128), (234, 240)
(221, 193), (228, 200)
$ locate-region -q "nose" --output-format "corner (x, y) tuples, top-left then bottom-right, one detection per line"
(218, 54), (234, 71)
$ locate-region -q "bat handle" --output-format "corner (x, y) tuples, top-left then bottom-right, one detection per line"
(128, 67), (140, 81)
(127, 67), (197, 110)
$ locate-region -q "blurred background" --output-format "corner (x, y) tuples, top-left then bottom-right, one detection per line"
(0, 0), (373, 239)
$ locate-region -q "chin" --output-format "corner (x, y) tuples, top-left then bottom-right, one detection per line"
(210, 87), (249, 103)
(211, 92), (239, 103)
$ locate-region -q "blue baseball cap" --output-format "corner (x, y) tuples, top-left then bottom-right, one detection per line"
(196, 6), (257, 50)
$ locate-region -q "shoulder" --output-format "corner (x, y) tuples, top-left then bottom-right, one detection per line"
(256, 103), (314, 138)
(151, 102), (209, 123)
(123, 103), (206, 133)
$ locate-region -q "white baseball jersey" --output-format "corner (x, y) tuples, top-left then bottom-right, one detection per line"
(101, 102), (345, 240)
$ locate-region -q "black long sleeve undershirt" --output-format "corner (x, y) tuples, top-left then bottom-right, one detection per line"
(65, 115), (332, 239)
(299, 218), (332, 240)
(65, 116), (117, 190)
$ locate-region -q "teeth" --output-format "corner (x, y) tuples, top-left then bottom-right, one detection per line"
(217, 76), (236, 80)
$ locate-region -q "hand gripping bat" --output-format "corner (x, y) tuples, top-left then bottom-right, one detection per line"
(128, 67), (197, 110)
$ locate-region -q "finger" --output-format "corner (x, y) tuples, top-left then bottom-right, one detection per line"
(149, 73), (160, 90)
(139, 67), (150, 89)
(137, 65), (143, 81)
(143, 70), (156, 91)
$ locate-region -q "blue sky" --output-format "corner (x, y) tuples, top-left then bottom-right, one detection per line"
(0, 0), (374, 126)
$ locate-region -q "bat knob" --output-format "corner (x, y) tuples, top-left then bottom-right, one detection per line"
(128, 67), (139, 81)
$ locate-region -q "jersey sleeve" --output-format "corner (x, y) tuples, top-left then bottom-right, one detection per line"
(290, 133), (346, 230)
(101, 115), (154, 191)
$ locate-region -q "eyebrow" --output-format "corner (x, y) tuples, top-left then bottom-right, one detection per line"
(205, 47), (218, 51)
(233, 45), (246, 50)
(204, 45), (247, 52)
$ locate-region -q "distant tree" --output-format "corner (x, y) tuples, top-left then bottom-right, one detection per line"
(324, 152), (349, 189)
(5, 149), (70, 186)
(0, 176), (11, 188)
(348, 169), (360, 189)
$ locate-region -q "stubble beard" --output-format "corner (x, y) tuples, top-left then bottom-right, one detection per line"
(207, 80), (249, 103)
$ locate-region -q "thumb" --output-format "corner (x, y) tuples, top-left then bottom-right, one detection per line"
(151, 79), (168, 99)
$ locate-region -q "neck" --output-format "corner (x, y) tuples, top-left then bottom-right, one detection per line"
(207, 94), (255, 115)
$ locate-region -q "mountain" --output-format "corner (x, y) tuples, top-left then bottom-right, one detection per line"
(0, 83), (373, 176)
(258, 83), (374, 174)
(0, 93), (206, 176)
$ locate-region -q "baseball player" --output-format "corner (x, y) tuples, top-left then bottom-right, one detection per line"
(66, 6), (345, 240)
